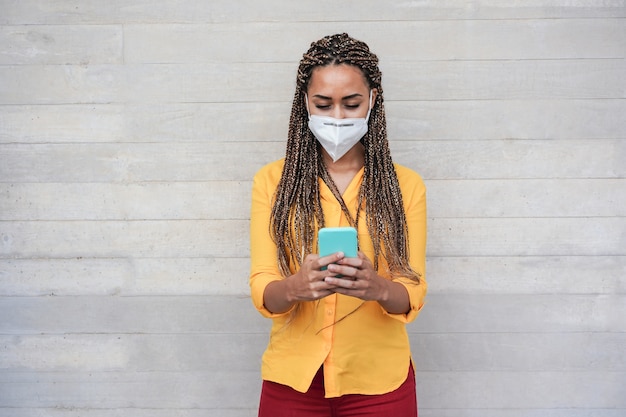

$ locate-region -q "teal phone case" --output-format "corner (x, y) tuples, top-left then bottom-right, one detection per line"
(318, 227), (358, 258)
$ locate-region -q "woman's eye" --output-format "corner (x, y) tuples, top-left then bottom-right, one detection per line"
(345, 104), (360, 109)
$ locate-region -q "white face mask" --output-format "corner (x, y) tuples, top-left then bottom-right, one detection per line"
(306, 91), (373, 162)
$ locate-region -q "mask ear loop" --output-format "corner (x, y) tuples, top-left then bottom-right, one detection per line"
(304, 93), (311, 119)
(365, 89), (373, 122)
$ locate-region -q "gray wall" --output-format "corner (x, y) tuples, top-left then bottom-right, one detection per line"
(1, 1), (625, 416)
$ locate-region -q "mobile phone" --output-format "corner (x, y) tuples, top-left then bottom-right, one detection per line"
(318, 227), (358, 276)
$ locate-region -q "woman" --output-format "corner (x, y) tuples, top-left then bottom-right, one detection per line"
(249, 33), (427, 416)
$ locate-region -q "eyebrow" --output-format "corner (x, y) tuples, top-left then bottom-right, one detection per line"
(312, 93), (364, 101)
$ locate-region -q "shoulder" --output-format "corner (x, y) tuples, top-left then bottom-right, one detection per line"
(393, 163), (426, 208)
(393, 163), (425, 190)
(253, 159), (285, 189)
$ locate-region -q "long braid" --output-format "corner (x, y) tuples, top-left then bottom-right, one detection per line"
(270, 33), (420, 283)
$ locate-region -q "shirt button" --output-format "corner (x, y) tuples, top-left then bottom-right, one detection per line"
(326, 309), (333, 316)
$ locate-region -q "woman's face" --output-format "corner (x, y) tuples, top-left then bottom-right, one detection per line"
(306, 64), (377, 119)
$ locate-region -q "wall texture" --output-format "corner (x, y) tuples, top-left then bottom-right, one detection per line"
(1, 1), (625, 416)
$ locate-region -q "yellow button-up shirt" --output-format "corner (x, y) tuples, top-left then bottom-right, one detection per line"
(249, 159), (427, 398)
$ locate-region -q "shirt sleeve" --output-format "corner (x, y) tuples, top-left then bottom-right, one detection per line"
(382, 167), (428, 323)
(249, 162), (294, 318)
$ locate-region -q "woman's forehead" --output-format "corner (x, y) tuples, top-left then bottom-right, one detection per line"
(308, 64), (369, 94)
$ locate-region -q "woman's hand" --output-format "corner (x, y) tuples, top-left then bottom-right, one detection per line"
(262, 252), (344, 314)
(325, 251), (411, 315)
(286, 252), (344, 302)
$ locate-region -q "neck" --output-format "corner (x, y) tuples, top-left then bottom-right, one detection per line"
(322, 143), (365, 172)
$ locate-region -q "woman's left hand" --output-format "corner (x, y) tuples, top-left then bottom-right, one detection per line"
(325, 252), (411, 314)
(324, 252), (389, 301)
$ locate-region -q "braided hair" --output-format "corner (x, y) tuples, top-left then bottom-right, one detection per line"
(270, 33), (420, 283)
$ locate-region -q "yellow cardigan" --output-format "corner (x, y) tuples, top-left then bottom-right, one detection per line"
(249, 159), (427, 398)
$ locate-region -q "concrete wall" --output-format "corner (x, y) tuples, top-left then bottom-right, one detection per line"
(1, 1), (624, 416)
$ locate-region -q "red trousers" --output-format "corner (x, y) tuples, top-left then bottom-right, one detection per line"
(258, 366), (418, 417)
